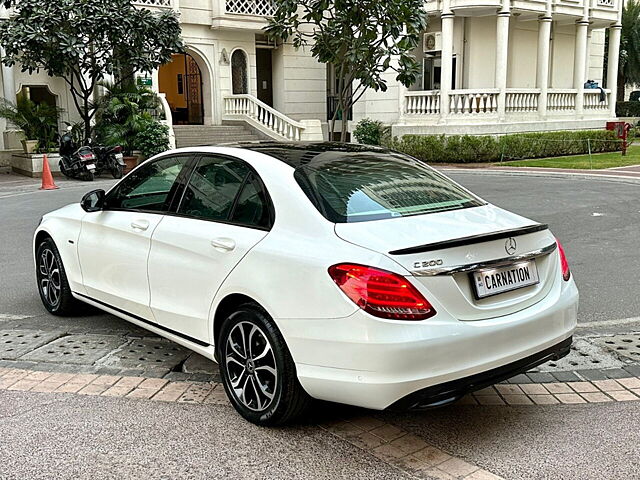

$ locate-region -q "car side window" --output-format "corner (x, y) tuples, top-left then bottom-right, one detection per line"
(229, 174), (271, 229)
(106, 156), (188, 212)
(177, 156), (250, 222)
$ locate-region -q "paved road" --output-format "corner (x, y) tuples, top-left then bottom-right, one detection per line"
(2, 388), (640, 480)
(447, 171), (640, 323)
(0, 390), (410, 480)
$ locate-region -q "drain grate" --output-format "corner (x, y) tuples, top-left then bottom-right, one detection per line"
(530, 338), (625, 372)
(21, 334), (126, 365)
(592, 333), (640, 362)
(0, 329), (64, 360)
(98, 338), (191, 370)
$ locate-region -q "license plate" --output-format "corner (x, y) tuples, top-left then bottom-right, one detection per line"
(115, 153), (124, 160)
(86, 163), (96, 170)
(472, 260), (539, 299)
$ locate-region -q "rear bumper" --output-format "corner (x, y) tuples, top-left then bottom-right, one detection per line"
(390, 336), (572, 410)
(276, 277), (578, 410)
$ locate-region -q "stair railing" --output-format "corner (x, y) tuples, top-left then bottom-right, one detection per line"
(223, 94), (306, 141)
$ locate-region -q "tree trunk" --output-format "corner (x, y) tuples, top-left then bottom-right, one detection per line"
(618, 71), (626, 102)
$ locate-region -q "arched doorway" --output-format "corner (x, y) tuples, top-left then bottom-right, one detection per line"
(231, 49), (249, 95)
(159, 53), (204, 125)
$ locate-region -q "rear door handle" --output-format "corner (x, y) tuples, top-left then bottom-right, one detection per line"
(131, 220), (150, 231)
(211, 237), (236, 252)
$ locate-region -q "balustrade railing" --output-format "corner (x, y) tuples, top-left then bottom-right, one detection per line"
(547, 90), (577, 112)
(225, 0), (276, 16)
(449, 90), (499, 115)
(584, 89), (610, 110)
(404, 91), (440, 115)
(402, 88), (613, 118)
(506, 89), (540, 113)
(132, 0), (173, 7)
(223, 94), (304, 141)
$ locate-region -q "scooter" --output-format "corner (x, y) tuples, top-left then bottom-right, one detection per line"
(59, 127), (96, 181)
(93, 144), (125, 179)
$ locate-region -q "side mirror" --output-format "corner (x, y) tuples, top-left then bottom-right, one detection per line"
(81, 189), (105, 212)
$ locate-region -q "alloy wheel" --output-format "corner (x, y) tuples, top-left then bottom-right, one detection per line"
(224, 321), (278, 412)
(38, 248), (61, 308)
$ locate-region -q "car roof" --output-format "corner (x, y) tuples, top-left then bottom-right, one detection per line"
(218, 141), (392, 168)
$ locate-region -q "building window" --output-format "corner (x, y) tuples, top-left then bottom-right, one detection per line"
(231, 49), (249, 95)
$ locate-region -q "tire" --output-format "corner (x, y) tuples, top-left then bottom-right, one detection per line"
(111, 163), (123, 179)
(217, 304), (312, 426)
(83, 170), (95, 181)
(59, 160), (71, 179)
(35, 237), (84, 316)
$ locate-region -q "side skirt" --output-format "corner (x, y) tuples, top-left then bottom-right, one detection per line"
(72, 292), (217, 362)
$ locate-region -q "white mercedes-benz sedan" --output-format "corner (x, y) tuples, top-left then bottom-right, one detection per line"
(34, 142), (578, 425)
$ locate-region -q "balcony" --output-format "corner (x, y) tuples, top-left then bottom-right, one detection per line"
(212, 0), (275, 30)
(425, 0), (619, 24)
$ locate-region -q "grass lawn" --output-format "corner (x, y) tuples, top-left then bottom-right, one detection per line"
(497, 145), (640, 169)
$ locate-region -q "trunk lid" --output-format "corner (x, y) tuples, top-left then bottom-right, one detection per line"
(335, 205), (559, 321)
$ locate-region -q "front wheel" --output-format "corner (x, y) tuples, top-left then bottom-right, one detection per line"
(36, 238), (84, 316)
(218, 305), (312, 426)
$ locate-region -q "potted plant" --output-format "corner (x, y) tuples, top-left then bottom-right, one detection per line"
(94, 82), (160, 172)
(0, 95), (61, 154)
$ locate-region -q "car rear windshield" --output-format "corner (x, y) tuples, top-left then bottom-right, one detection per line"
(294, 151), (485, 223)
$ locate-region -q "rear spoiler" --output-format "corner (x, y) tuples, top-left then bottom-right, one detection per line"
(389, 224), (549, 256)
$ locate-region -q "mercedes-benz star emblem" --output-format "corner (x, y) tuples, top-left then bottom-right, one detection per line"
(505, 237), (517, 255)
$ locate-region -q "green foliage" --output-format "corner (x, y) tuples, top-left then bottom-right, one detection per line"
(621, 0), (640, 88)
(353, 118), (390, 145)
(0, 0), (184, 142)
(265, 0), (427, 140)
(0, 95), (61, 152)
(387, 130), (622, 164)
(616, 101), (640, 116)
(94, 82), (160, 156)
(134, 120), (170, 159)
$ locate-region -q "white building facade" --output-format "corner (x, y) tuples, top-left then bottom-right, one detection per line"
(0, 0), (624, 153)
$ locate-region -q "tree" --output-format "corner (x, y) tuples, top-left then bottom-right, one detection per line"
(265, 0), (427, 141)
(619, 0), (640, 100)
(0, 0), (184, 142)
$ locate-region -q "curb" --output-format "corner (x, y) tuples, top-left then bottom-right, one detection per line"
(440, 167), (640, 184)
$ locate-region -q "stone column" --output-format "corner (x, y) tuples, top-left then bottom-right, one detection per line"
(440, 8), (455, 119)
(573, 19), (589, 116)
(536, 16), (552, 117)
(495, 6), (511, 119)
(607, 24), (622, 116)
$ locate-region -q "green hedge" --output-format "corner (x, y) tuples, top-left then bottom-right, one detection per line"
(616, 101), (640, 117)
(385, 130), (622, 164)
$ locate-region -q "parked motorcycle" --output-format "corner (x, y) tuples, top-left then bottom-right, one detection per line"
(58, 127), (97, 181)
(93, 144), (125, 179)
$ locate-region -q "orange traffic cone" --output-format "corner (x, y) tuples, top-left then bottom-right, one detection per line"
(40, 154), (59, 190)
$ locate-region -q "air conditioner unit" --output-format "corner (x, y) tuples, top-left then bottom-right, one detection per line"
(423, 32), (442, 52)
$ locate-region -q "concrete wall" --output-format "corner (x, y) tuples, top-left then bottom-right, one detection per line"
(507, 19), (539, 88)
(464, 16), (497, 89)
(550, 22), (576, 88)
(588, 29), (606, 86)
(271, 43), (326, 121)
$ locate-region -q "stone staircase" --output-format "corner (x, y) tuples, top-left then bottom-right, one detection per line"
(173, 124), (264, 148)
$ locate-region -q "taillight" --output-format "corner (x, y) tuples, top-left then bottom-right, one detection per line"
(556, 238), (571, 281)
(114, 146), (122, 153)
(328, 263), (436, 320)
